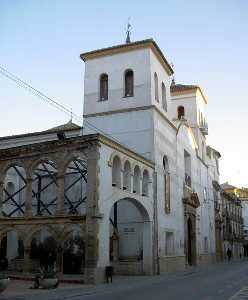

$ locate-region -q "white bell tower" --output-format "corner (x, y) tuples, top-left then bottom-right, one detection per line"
(80, 38), (174, 160)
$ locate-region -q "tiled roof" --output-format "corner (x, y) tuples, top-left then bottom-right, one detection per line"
(80, 39), (174, 75)
(0, 121), (81, 141)
(170, 84), (199, 93)
(45, 120), (81, 132)
(170, 83), (207, 103)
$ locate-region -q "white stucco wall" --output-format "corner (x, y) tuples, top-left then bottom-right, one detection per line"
(84, 109), (155, 161)
(83, 48), (151, 116)
(82, 42), (219, 268)
(97, 142), (154, 269)
(149, 50), (172, 120)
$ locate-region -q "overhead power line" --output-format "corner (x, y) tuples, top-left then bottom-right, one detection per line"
(0, 65), (133, 147)
(0, 65), (82, 123)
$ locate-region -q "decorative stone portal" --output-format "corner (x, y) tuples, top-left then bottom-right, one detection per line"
(183, 186), (200, 266)
(187, 217), (195, 265)
(109, 198), (152, 275)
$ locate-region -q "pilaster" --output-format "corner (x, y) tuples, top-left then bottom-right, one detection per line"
(25, 177), (33, 217)
(84, 143), (104, 284)
(0, 181), (4, 216)
(56, 175), (65, 215)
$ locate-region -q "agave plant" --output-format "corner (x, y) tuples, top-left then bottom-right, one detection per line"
(33, 266), (58, 289)
(38, 266), (57, 279)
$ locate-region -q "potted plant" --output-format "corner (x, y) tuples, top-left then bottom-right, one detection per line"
(34, 266), (59, 289)
(0, 274), (10, 293)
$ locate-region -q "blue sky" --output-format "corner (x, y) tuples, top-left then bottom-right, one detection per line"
(0, 0), (248, 187)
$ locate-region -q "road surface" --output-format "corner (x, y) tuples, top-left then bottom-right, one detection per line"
(3, 260), (248, 300)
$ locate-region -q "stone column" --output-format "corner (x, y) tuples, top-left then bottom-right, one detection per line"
(139, 177), (143, 195)
(23, 246), (31, 272)
(120, 169), (124, 190)
(0, 181), (4, 216)
(56, 174), (65, 215)
(84, 143), (104, 284)
(25, 177), (33, 217)
(130, 174), (134, 193)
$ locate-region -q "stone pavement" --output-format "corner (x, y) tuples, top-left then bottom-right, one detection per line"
(1, 260), (248, 300)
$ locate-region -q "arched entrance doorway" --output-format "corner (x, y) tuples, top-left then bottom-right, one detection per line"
(109, 198), (152, 275)
(185, 215), (197, 266)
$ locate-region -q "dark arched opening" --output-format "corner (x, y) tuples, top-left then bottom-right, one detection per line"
(178, 106), (185, 119)
(100, 73), (108, 101)
(124, 69), (134, 97)
(109, 198), (152, 275)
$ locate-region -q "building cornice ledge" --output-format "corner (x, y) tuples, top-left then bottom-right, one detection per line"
(84, 105), (177, 131)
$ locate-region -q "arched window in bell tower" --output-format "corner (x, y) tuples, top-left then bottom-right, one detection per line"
(124, 69), (134, 97)
(99, 73), (108, 101)
(177, 106), (185, 119)
(161, 82), (167, 111)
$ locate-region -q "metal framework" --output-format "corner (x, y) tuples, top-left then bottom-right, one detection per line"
(3, 158), (88, 217)
(64, 158), (87, 215)
(32, 161), (58, 216)
(3, 166), (26, 217)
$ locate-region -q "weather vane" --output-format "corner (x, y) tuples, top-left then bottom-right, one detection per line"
(126, 18), (131, 44)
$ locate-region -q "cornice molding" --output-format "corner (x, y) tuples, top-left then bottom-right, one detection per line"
(84, 105), (177, 131)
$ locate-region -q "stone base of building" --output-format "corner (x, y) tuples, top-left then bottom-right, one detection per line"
(84, 267), (105, 284)
(215, 253), (224, 262)
(198, 254), (216, 266)
(113, 260), (144, 275)
(159, 255), (186, 274)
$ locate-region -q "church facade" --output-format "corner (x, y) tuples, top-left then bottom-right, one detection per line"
(81, 39), (221, 275)
(0, 38), (221, 283)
